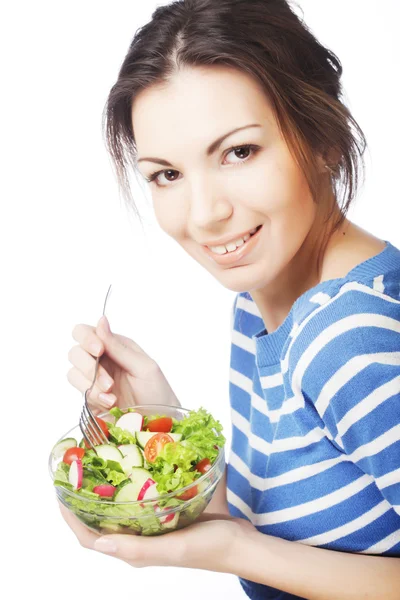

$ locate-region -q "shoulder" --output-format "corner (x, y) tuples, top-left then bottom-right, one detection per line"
(287, 280), (400, 412)
(289, 279), (400, 363)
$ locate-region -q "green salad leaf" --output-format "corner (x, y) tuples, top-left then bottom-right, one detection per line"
(107, 424), (137, 445)
(172, 406), (226, 462)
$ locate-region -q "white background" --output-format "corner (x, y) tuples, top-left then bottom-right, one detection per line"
(2, 1), (399, 598)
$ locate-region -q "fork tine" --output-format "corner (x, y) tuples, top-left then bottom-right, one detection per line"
(84, 393), (109, 443)
(81, 408), (102, 447)
(79, 424), (96, 452)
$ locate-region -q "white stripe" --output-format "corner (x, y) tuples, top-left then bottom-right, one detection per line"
(229, 450), (345, 490)
(254, 392), (304, 423)
(230, 368), (253, 395)
(373, 274), (385, 293)
(227, 488), (254, 521)
(281, 281), (400, 375)
(230, 368), (304, 423)
(231, 408), (271, 454)
(298, 501), (391, 546)
(231, 406), (331, 454)
(231, 329), (256, 354)
(375, 467), (400, 490)
(290, 314), (400, 418)
(335, 374), (400, 439)
(236, 294), (262, 318)
(230, 298), (235, 329)
(227, 473), (374, 526)
(315, 352), (400, 416)
(309, 292), (331, 305)
(259, 372), (283, 388)
(348, 423), (400, 463)
(362, 528), (400, 554)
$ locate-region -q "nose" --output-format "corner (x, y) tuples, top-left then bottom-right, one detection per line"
(188, 177), (233, 230)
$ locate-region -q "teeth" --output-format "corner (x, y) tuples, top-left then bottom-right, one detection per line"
(209, 227), (259, 255)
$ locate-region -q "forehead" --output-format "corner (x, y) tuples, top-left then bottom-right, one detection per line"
(131, 66), (276, 153)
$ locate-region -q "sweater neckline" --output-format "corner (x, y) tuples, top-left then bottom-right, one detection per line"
(252, 240), (398, 368)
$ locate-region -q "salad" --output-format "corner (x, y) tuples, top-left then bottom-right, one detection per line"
(51, 406), (226, 535)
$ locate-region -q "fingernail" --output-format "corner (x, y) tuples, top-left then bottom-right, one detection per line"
(94, 537), (117, 553)
(99, 393), (115, 408)
(99, 375), (113, 391)
(98, 315), (111, 333)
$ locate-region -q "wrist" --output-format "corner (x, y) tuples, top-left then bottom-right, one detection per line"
(222, 517), (260, 575)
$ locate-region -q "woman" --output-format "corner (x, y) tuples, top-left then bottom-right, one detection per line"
(63, 1), (400, 598)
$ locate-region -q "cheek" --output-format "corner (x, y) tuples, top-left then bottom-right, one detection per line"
(152, 195), (185, 240)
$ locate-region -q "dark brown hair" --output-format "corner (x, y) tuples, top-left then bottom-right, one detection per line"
(103, 0), (367, 245)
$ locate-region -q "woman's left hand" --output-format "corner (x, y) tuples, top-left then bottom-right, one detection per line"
(58, 501), (256, 572)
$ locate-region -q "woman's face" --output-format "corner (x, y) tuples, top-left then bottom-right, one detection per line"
(132, 66), (323, 293)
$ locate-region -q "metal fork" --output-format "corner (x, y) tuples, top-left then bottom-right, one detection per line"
(79, 284), (113, 452)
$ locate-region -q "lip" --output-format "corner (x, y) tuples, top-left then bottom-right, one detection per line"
(202, 226), (260, 248)
(202, 225), (263, 266)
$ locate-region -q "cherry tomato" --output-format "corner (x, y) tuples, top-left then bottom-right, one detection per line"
(196, 458), (212, 474)
(147, 417), (173, 433)
(177, 485), (198, 501)
(63, 446), (85, 465)
(83, 417), (110, 448)
(144, 432), (174, 463)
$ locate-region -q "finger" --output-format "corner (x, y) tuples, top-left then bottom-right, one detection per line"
(93, 529), (183, 566)
(96, 317), (159, 379)
(72, 324), (104, 357)
(67, 366), (117, 410)
(68, 345), (114, 392)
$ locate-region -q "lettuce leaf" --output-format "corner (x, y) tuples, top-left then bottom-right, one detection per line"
(107, 424), (137, 445)
(172, 406), (226, 462)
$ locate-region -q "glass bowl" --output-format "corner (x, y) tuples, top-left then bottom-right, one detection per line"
(49, 404), (225, 536)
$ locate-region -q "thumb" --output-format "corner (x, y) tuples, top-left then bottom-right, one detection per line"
(95, 316), (149, 378)
(93, 531), (182, 566)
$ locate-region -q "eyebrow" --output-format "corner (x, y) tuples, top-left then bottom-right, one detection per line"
(136, 123), (262, 166)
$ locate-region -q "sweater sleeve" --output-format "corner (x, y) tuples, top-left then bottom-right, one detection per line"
(289, 283), (400, 516)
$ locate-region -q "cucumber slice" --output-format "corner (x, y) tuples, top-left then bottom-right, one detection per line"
(114, 468), (153, 502)
(95, 444), (123, 462)
(136, 431), (182, 449)
(119, 445), (144, 474)
(51, 438), (78, 460)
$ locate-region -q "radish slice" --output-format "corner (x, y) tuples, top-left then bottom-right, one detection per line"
(68, 459), (83, 490)
(93, 484), (116, 497)
(154, 503), (177, 524)
(115, 412), (143, 434)
(137, 477), (159, 507)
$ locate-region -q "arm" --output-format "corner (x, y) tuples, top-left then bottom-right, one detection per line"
(225, 526), (400, 600)
(203, 462), (230, 515)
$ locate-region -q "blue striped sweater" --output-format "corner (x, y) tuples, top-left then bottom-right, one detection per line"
(226, 240), (400, 600)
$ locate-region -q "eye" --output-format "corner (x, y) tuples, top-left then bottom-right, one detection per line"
(144, 144), (260, 188)
(145, 168), (181, 187)
(223, 144), (260, 165)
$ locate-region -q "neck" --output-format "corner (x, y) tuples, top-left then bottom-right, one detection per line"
(250, 203), (349, 334)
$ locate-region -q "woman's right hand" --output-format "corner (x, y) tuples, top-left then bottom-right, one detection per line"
(67, 315), (180, 415)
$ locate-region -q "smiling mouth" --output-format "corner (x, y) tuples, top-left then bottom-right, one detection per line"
(207, 225), (262, 255)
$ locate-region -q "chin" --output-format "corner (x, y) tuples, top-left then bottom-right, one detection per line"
(214, 264), (271, 294)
